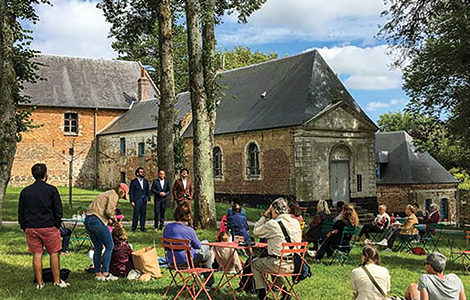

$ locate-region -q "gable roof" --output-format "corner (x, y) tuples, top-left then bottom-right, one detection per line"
(22, 55), (159, 110)
(183, 50), (375, 137)
(376, 131), (458, 185)
(97, 92), (192, 136)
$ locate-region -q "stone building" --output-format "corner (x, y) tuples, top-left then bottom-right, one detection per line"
(376, 131), (459, 221)
(10, 55), (158, 187)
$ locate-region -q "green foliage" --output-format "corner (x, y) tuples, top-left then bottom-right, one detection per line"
(379, 0), (470, 145)
(449, 168), (470, 190)
(216, 46), (278, 70)
(378, 111), (470, 170)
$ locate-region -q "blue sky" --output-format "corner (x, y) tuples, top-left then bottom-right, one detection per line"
(27, 0), (408, 123)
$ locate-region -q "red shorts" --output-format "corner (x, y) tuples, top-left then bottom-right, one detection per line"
(25, 227), (61, 254)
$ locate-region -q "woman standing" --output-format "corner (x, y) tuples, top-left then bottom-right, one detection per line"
(85, 183), (129, 281)
(351, 245), (390, 300)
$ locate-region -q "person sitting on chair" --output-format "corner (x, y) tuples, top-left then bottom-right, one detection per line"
(288, 200), (305, 230)
(378, 204), (417, 251)
(416, 204), (440, 242)
(359, 205), (390, 242)
(227, 203), (251, 243)
(405, 252), (466, 300)
(303, 200), (331, 252)
(310, 204), (360, 261)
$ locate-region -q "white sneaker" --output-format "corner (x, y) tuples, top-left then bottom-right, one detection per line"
(95, 276), (105, 281)
(103, 273), (119, 281)
(377, 239), (388, 246)
(307, 250), (317, 258)
(36, 283), (44, 290)
(54, 280), (70, 288)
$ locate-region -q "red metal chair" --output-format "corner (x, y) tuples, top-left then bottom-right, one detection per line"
(162, 238), (215, 299)
(262, 242), (308, 300)
(459, 231), (470, 271)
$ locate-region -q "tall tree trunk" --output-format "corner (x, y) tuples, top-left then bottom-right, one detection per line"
(156, 0), (176, 206)
(0, 2), (18, 227)
(185, 0), (216, 229)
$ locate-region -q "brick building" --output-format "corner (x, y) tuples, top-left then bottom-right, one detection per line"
(376, 131), (459, 221)
(10, 55), (158, 187)
(97, 50), (379, 207)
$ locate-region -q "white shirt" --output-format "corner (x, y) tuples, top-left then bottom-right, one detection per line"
(350, 264), (390, 300)
(182, 179), (187, 190)
(159, 179), (165, 189)
(138, 178), (144, 189)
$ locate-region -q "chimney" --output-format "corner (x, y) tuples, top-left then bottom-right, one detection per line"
(138, 67), (149, 101)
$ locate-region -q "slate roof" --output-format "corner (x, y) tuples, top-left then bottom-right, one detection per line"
(376, 131), (458, 185)
(22, 55), (159, 109)
(98, 92), (192, 136)
(183, 50), (374, 137)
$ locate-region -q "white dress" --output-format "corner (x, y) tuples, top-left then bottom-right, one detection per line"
(350, 263), (391, 300)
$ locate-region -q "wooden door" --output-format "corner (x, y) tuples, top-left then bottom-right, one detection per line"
(330, 160), (350, 204)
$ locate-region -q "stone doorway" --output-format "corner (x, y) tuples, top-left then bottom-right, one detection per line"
(330, 145), (351, 204)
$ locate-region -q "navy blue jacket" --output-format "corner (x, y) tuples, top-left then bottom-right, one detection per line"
(227, 212), (251, 242)
(18, 180), (63, 230)
(151, 179), (170, 201)
(129, 178), (151, 204)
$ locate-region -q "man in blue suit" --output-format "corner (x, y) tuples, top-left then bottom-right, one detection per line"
(129, 167), (151, 232)
(151, 169), (171, 230)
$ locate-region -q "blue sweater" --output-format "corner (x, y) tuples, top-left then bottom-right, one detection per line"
(227, 213), (251, 242)
(163, 222), (201, 265)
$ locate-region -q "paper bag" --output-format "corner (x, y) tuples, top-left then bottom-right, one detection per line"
(132, 246), (162, 280)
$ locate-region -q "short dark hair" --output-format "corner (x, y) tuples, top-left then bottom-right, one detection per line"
(336, 201), (345, 211)
(413, 203), (420, 209)
(233, 203), (242, 214)
(180, 168), (189, 174)
(158, 169), (165, 173)
(174, 203), (192, 222)
(135, 167), (144, 176)
(31, 163), (47, 180)
(288, 200), (301, 217)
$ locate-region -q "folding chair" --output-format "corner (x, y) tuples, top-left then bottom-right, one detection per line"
(262, 242), (308, 300)
(395, 233), (418, 253)
(421, 223), (444, 253)
(449, 231), (470, 271)
(370, 227), (390, 243)
(162, 238), (215, 300)
(328, 226), (360, 266)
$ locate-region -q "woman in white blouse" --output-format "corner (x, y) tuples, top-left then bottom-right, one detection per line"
(351, 245), (391, 300)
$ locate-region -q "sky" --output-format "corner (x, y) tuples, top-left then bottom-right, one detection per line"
(27, 0), (408, 122)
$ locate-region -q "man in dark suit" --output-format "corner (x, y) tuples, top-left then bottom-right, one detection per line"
(129, 167), (151, 232)
(151, 169), (170, 230)
(172, 168), (193, 206)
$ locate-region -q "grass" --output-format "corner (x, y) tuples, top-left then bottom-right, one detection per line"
(2, 188), (469, 299)
(3, 187), (262, 224)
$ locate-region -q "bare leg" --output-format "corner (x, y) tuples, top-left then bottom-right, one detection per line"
(405, 283), (420, 300)
(50, 252), (61, 284)
(33, 253), (43, 285)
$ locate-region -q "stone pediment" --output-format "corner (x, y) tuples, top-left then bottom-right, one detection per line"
(303, 102), (377, 133)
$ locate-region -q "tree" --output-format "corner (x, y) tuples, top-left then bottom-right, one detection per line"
(0, 0), (49, 227)
(377, 111), (470, 170)
(379, 0), (470, 144)
(217, 46), (278, 70)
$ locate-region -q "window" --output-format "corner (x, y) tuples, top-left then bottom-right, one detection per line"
(120, 172), (126, 183)
(424, 199), (431, 212)
(64, 113), (78, 133)
(213, 146), (223, 178)
(138, 142), (145, 157)
(357, 174), (362, 192)
(120, 138), (126, 156)
(247, 142), (260, 178)
(440, 198), (448, 221)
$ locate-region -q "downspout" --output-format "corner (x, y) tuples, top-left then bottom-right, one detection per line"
(94, 108), (98, 188)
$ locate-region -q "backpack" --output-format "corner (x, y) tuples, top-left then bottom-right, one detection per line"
(33, 268), (71, 283)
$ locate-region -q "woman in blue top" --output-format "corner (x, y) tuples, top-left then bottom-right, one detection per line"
(163, 204), (213, 285)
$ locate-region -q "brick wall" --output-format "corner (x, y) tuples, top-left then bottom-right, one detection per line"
(183, 127), (296, 199)
(97, 129), (158, 188)
(10, 106), (123, 187)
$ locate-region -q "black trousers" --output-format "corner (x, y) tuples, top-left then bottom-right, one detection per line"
(132, 200), (147, 231)
(359, 224), (383, 239)
(154, 198), (167, 228)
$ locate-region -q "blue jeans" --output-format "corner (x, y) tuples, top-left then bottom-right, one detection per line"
(85, 215), (114, 273)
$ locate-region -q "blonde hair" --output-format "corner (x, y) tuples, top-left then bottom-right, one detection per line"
(378, 205), (387, 211)
(340, 204), (359, 227)
(317, 200), (331, 215)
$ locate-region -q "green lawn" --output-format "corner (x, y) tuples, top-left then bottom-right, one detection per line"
(3, 187), (262, 224)
(2, 188), (469, 299)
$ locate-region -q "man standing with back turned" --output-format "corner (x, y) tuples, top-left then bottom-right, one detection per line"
(18, 163), (70, 289)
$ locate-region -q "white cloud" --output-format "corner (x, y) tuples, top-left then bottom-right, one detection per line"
(309, 45), (402, 90)
(30, 0), (116, 59)
(367, 99), (408, 111)
(218, 0), (387, 46)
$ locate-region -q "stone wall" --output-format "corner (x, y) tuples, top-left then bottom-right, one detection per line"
(97, 129), (158, 188)
(377, 183), (458, 221)
(459, 190), (470, 224)
(183, 127), (296, 201)
(11, 107), (123, 187)
(294, 104), (377, 203)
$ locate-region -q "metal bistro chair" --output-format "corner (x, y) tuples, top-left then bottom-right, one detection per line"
(162, 238), (215, 300)
(262, 242), (308, 300)
(328, 226), (360, 266)
(450, 231), (470, 271)
(421, 223), (444, 253)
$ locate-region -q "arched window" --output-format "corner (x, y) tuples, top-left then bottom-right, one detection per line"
(440, 198), (448, 221)
(213, 146), (223, 178)
(247, 142), (260, 177)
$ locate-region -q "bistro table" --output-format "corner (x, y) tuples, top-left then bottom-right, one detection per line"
(203, 241), (267, 300)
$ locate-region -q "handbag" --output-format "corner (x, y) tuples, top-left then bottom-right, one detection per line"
(361, 265), (405, 300)
(278, 221), (312, 284)
(132, 246), (162, 281)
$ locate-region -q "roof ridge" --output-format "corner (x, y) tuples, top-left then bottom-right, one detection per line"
(38, 54), (139, 65)
(217, 49), (318, 75)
